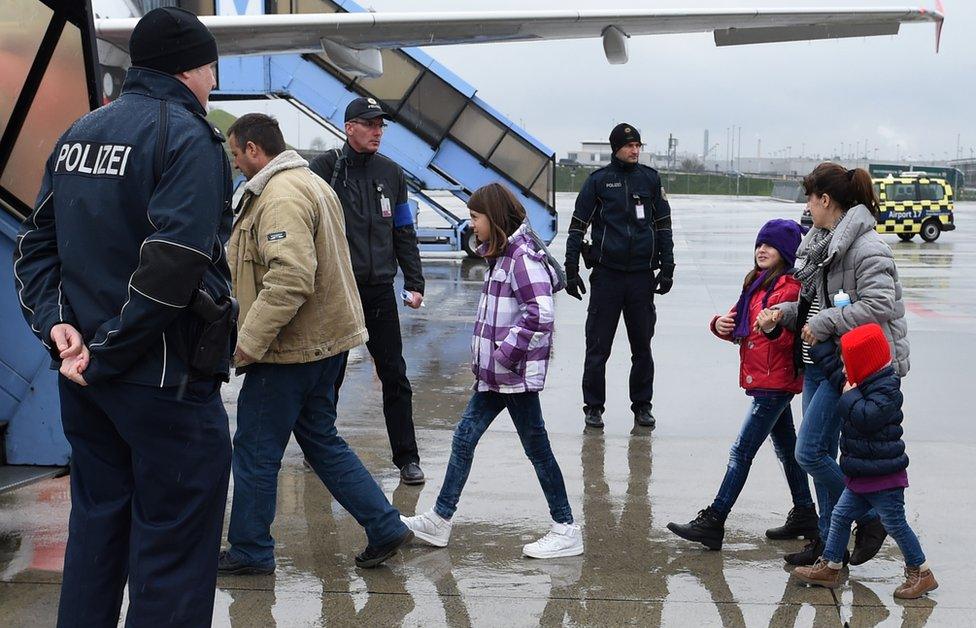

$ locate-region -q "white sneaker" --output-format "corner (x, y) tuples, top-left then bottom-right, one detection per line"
(401, 509), (452, 547)
(522, 522), (584, 559)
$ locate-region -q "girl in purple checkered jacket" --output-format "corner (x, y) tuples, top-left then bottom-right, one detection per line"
(402, 183), (583, 559)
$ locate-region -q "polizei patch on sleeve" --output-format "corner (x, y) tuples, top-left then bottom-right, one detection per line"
(267, 231), (287, 242)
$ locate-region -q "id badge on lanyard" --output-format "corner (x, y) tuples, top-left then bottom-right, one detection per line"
(378, 183), (392, 218)
(633, 193), (644, 220)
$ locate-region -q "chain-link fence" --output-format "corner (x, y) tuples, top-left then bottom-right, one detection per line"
(556, 165), (787, 197)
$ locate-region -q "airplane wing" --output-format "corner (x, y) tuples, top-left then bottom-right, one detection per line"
(95, 7), (945, 67)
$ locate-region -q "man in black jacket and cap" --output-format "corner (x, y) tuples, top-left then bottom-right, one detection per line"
(310, 97), (426, 485)
(564, 123), (675, 430)
(14, 8), (234, 626)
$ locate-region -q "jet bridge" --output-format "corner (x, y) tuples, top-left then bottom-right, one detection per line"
(212, 0), (558, 254)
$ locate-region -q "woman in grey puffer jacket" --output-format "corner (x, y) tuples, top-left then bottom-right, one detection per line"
(759, 163), (909, 567)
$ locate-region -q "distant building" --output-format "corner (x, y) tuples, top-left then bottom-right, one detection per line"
(565, 141), (967, 182)
(567, 141), (614, 166)
(702, 157), (871, 177)
(565, 140), (698, 170)
(949, 159), (974, 191)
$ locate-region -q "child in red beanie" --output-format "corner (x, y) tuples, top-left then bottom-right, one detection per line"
(795, 324), (937, 599)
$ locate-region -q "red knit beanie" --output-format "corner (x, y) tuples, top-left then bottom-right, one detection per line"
(840, 323), (891, 385)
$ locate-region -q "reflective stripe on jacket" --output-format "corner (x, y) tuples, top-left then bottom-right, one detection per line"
(14, 67), (232, 386)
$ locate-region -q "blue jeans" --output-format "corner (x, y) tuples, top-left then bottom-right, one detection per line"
(435, 391), (573, 524)
(711, 393), (814, 516)
(227, 354), (406, 566)
(797, 363), (875, 539)
(823, 488), (925, 567)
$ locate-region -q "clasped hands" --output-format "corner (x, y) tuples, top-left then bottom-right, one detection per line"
(753, 308), (818, 345)
(714, 307), (782, 336)
(52, 323), (89, 386)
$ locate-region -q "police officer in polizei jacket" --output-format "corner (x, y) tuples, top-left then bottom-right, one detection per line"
(13, 8), (234, 627)
(564, 123), (675, 430)
(310, 98), (426, 485)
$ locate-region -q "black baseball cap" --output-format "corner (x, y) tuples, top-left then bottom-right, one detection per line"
(344, 97), (392, 122)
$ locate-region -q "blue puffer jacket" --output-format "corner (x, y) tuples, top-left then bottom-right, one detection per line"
(808, 341), (847, 392)
(14, 67), (233, 386)
(810, 342), (908, 478)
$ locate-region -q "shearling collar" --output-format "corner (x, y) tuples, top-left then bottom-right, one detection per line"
(243, 150), (308, 196)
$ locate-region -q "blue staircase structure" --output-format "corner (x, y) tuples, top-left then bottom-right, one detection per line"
(1, 0), (99, 475)
(213, 0), (558, 253)
(1, 0), (557, 471)
(0, 216), (70, 467)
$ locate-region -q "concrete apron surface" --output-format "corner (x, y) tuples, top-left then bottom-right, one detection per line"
(1, 194), (972, 626)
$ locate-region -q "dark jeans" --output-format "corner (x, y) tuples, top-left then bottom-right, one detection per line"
(435, 391), (573, 524)
(797, 363), (876, 539)
(227, 354), (406, 566)
(582, 265), (656, 412)
(57, 378), (230, 628)
(823, 488), (925, 567)
(710, 393), (814, 517)
(336, 283), (419, 468)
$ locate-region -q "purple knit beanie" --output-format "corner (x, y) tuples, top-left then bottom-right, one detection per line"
(755, 219), (805, 269)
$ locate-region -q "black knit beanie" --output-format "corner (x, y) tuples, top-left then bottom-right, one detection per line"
(609, 123), (642, 154)
(129, 7), (218, 75)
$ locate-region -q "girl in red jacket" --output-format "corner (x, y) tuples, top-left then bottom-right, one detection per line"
(667, 219), (816, 550)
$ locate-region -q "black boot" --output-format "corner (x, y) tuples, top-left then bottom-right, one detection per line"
(584, 407), (604, 429)
(766, 506), (820, 540)
(633, 404), (656, 428)
(355, 529), (414, 569)
(399, 462), (425, 485)
(217, 550), (275, 576)
(849, 517), (887, 565)
(784, 538), (849, 567)
(667, 507), (726, 550)
(784, 538), (823, 566)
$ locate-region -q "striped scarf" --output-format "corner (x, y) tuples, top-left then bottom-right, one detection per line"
(794, 227), (834, 301)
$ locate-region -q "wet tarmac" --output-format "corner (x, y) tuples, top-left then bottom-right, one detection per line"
(1, 194), (972, 626)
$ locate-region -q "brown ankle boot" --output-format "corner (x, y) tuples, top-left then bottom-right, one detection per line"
(894, 566), (938, 599)
(793, 558), (842, 589)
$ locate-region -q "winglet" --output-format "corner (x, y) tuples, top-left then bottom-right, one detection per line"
(933, 0), (945, 53)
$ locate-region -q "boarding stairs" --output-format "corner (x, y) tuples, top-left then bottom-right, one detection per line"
(212, 0), (558, 254)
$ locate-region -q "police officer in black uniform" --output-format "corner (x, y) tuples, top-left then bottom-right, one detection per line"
(564, 123), (675, 430)
(309, 98), (426, 485)
(14, 8), (234, 627)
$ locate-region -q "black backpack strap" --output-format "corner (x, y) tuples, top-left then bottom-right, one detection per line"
(329, 147), (347, 189)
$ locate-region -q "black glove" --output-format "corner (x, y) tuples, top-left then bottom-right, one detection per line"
(565, 263), (586, 300)
(654, 266), (674, 295)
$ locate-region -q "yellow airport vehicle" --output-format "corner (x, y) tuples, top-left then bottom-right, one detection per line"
(800, 172), (956, 242)
(873, 173), (956, 242)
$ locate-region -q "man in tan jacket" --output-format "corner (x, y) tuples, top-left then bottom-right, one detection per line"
(217, 114), (412, 574)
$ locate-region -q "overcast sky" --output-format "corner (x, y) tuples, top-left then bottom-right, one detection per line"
(362, 0), (972, 163)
